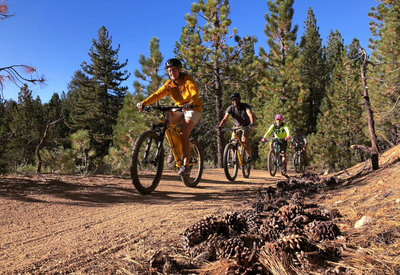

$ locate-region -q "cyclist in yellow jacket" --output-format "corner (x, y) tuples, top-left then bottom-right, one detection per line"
(261, 114), (290, 172)
(137, 58), (202, 175)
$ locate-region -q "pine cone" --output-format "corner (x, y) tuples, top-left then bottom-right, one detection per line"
(183, 215), (222, 249)
(305, 221), (341, 242)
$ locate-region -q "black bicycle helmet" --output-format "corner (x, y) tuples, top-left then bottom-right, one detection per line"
(230, 93), (240, 100)
(165, 58), (182, 68)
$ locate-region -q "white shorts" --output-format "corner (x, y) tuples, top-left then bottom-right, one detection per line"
(184, 110), (202, 125)
(173, 109), (202, 125)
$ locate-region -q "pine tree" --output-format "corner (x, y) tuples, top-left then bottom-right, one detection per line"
(310, 41), (368, 171)
(68, 26), (130, 157)
(43, 93), (69, 147)
(324, 30), (345, 81)
(257, 0), (309, 163)
(299, 7), (327, 134)
(133, 37), (166, 96)
(368, 0), (400, 146)
(175, 0), (258, 166)
(104, 93), (151, 175)
(6, 85), (44, 167)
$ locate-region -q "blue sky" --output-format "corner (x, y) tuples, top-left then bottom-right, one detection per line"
(1, 0), (377, 103)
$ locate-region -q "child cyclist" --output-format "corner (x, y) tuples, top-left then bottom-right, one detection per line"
(261, 114), (290, 173)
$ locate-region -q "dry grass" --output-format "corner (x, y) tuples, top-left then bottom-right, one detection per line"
(319, 144), (400, 274)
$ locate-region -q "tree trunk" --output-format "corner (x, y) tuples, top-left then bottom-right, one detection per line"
(35, 118), (64, 174)
(213, 64), (224, 168)
(361, 50), (379, 170)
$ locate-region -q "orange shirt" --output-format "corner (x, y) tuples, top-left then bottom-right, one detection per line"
(141, 73), (202, 111)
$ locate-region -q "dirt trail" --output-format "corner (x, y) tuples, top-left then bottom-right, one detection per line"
(0, 169), (285, 274)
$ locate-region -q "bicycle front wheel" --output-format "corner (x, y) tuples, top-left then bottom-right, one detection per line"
(181, 140), (204, 187)
(241, 148), (251, 178)
(223, 143), (238, 181)
(268, 150), (277, 176)
(130, 131), (164, 195)
(294, 152), (301, 173)
(300, 152), (306, 173)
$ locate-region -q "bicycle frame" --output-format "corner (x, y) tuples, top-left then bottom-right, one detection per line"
(272, 138), (284, 167)
(145, 106), (197, 169)
(229, 132), (246, 167)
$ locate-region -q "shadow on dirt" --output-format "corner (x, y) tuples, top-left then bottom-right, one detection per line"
(0, 172), (273, 207)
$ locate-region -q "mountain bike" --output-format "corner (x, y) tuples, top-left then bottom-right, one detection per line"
(130, 105), (204, 195)
(267, 138), (287, 176)
(222, 126), (252, 181)
(292, 143), (306, 173)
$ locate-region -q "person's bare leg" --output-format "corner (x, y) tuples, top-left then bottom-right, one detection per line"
(242, 136), (252, 158)
(181, 119), (194, 166)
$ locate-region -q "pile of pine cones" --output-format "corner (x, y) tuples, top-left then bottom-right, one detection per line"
(150, 173), (347, 274)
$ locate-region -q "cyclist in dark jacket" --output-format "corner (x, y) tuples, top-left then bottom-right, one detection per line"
(218, 93), (255, 162)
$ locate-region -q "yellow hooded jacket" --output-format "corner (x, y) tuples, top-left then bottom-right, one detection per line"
(141, 73), (202, 111)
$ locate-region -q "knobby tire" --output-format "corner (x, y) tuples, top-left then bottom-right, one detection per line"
(181, 140), (204, 187)
(241, 148), (251, 178)
(130, 131), (164, 195)
(223, 143), (239, 181)
(268, 150), (277, 176)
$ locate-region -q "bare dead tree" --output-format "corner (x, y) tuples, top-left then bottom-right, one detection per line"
(1, 3), (45, 100)
(35, 117), (64, 174)
(0, 65), (45, 99)
(359, 49), (379, 170)
(0, 1), (13, 20)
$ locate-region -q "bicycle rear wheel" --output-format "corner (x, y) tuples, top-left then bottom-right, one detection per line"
(181, 140), (204, 187)
(241, 148), (251, 178)
(130, 131), (164, 195)
(268, 150), (277, 176)
(223, 143), (238, 181)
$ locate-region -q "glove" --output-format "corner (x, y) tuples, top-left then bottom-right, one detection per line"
(285, 136), (290, 141)
(248, 123), (255, 128)
(261, 137), (266, 143)
(216, 126), (222, 131)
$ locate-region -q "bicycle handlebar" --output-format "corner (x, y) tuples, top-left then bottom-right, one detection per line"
(143, 105), (182, 112)
(220, 125), (252, 132)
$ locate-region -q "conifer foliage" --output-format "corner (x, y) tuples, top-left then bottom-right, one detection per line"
(133, 37), (165, 96)
(176, 0), (258, 166)
(368, 0), (400, 146)
(310, 40), (368, 171)
(68, 26), (130, 158)
(299, 8), (326, 134)
(256, 0), (309, 164)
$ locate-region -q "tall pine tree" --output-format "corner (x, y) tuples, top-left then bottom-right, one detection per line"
(68, 26), (130, 157)
(368, 0), (400, 146)
(310, 40), (368, 171)
(299, 7), (326, 134)
(257, 0), (309, 162)
(176, 0), (258, 166)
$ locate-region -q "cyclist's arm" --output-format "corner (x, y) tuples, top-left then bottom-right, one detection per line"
(246, 108), (254, 125)
(284, 124), (290, 138)
(219, 112), (230, 128)
(262, 124), (274, 139)
(141, 81), (170, 106)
